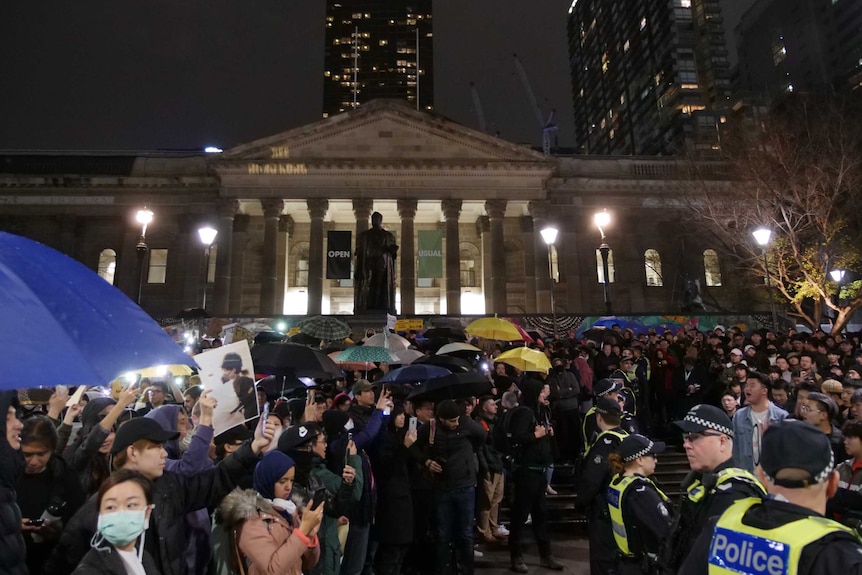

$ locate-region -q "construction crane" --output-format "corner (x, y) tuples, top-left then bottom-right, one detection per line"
(513, 53), (558, 155)
(469, 82), (488, 134)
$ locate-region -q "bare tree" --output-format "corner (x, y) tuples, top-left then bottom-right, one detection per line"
(682, 93), (862, 333)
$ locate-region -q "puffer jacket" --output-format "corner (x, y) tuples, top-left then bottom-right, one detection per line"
(0, 390), (27, 575)
(218, 489), (320, 575)
(43, 441), (260, 575)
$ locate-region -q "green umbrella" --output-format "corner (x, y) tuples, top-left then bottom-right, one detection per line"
(336, 345), (400, 364)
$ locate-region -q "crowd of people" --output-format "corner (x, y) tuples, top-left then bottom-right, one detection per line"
(4, 322), (862, 575)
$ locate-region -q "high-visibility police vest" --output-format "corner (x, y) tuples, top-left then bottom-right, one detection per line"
(585, 429), (629, 459)
(687, 468), (765, 504)
(607, 474), (669, 556)
(582, 406), (598, 446)
(708, 497), (860, 574)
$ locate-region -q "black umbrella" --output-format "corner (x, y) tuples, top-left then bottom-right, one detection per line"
(407, 371), (493, 403)
(256, 375), (310, 399)
(289, 332), (322, 347)
(581, 326), (623, 345)
(412, 354), (475, 373)
(251, 342), (343, 378)
(254, 331), (287, 345)
(422, 327), (467, 341)
(176, 307), (211, 319)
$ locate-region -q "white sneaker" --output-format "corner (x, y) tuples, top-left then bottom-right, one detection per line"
(474, 548), (484, 559)
(496, 525), (510, 536)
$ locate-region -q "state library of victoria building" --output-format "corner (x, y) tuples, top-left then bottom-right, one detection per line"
(0, 100), (743, 320)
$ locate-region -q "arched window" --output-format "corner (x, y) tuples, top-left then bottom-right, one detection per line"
(644, 249), (663, 286)
(97, 249), (116, 285)
(704, 249), (722, 286)
(596, 249), (615, 283)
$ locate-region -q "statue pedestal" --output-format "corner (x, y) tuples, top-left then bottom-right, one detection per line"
(349, 311), (391, 339)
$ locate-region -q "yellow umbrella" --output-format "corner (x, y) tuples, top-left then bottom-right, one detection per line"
(465, 317), (524, 341)
(495, 347), (552, 374)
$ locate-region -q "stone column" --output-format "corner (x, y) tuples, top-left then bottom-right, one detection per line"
(276, 215), (294, 315)
(307, 199), (329, 316)
(476, 217), (491, 313)
(352, 199), (373, 309)
(397, 199), (418, 315)
(485, 200), (508, 314)
(259, 199), (284, 314)
(442, 199), (462, 315)
(520, 215), (538, 313)
(529, 201), (552, 313)
(229, 215), (250, 314)
(212, 199), (238, 315)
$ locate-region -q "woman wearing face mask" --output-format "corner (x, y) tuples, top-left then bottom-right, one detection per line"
(606, 434), (674, 575)
(64, 388), (139, 498)
(219, 451), (322, 575)
(73, 469), (160, 575)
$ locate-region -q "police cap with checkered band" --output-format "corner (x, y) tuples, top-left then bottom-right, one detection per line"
(673, 404), (734, 438)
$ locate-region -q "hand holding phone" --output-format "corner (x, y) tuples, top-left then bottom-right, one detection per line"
(310, 487), (327, 510)
(409, 417), (418, 433)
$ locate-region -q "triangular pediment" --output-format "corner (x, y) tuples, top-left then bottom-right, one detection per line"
(222, 99), (548, 164)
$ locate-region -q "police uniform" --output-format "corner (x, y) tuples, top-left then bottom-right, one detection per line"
(678, 420), (862, 575)
(607, 435), (674, 574)
(661, 405), (766, 573)
(609, 367), (638, 416)
(583, 379), (639, 447)
(578, 397), (630, 575)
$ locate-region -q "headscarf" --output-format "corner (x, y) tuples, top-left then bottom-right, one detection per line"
(253, 451), (297, 522)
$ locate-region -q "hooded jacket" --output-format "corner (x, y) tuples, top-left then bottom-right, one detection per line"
(0, 390), (27, 575)
(218, 489), (320, 575)
(509, 377), (553, 468)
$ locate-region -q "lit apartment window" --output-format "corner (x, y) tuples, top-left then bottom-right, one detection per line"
(97, 249), (117, 285)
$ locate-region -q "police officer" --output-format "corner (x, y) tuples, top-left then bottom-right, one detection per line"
(609, 350), (639, 416)
(679, 419), (862, 574)
(660, 405), (765, 573)
(607, 434), (674, 574)
(578, 397), (630, 575)
(583, 379), (639, 448)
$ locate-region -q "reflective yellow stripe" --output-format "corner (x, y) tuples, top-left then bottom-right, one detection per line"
(607, 474), (670, 556)
(687, 468), (765, 503)
(585, 429), (629, 459)
(708, 497), (860, 574)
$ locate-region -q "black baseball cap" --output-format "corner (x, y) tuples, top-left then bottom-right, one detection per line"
(111, 417), (179, 455)
(673, 404), (734, 438)
(760, 420), (834, 488)
(278, 422), (322, 452)
(618, 434), (666, 462)
(215, 424), (253, 446)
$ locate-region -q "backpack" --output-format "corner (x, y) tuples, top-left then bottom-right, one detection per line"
(492, 406), (531, 466)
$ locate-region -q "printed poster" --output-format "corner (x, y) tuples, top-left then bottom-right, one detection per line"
(194, 340), (260, 435)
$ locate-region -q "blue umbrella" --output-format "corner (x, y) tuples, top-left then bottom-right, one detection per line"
(0, 232), (196, 389)
(376, 364), (451, 385)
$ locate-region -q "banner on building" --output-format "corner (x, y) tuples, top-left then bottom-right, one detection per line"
(418, 229), (443, 278)
(326, 230), (352, 279)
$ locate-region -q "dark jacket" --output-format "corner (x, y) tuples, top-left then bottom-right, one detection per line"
(474, 413), (504, 474)
(367, 423), (414, 545)
(0, 390), (27, 575)
(72, 542), (162, 575)
(510, 378), (554, 469)
(411, 416), (486, 491)
(347, 403), (375, 432)
(17, 452), (86, 574)
(43, 441), (260, 575)
(63, 423), (111, 498)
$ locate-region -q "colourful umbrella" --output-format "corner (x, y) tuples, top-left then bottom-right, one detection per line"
(495, 347), (552, 374)
(465, 317), (524, 341)
(336, 346), (400, 364)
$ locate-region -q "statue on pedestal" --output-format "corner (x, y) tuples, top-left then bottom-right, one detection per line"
(354, 212), (398, 315)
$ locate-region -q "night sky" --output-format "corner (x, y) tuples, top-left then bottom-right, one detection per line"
(0, 1), (576, 151)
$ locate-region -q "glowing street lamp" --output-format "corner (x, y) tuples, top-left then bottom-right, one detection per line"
(540, 226), (559, 340)
(752, 227), (778, 329)
(135, 208), (154, 305)
(198, 226), (218, 309)
(594, 210), (612, 314)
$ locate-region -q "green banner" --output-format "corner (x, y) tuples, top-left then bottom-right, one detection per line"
(417, 229), (443, 278)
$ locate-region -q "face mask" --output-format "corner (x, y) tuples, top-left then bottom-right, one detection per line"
(97, 509), (148, 547)
(344, 419), (355, 431)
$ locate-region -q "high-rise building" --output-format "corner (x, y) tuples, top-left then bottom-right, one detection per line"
(323, 1), (433, 118)
(566, 0), (732, 155)
(735, 0), (862, 100)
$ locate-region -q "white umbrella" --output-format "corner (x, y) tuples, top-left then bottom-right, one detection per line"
(393, 349), (425, 364)
(363, 332), (411, 351)
(436, 342), (483, 355)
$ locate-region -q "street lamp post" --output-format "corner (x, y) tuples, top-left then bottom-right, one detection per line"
(830, 269), (846, 323)
(594, 210), (613, 315)
(134, 208), (154, 305)
(752, 227), (778, 329)
(198, 226), (218, 309)
(540, 226), (559, 340)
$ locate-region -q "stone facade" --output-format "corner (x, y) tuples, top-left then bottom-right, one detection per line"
(0, 100), (749, 318)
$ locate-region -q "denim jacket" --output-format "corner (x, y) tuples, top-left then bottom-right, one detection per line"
(731, 402), (788, 474)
